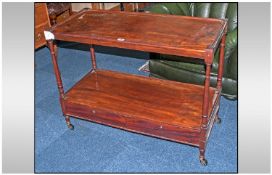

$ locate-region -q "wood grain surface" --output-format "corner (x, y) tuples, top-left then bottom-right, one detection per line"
(50, 10), (227, 58)
(64, 70), (215, 130)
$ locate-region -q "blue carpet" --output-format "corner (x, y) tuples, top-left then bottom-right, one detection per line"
(35, 42), (237, 173)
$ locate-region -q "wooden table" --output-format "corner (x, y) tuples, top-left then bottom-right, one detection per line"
(44, 9), (227, 166)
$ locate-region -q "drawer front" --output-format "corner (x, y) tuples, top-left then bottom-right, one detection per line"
(65, 103), (126, 128)
(125, 117), (200, 146)
(35, 24), (50, 49)
(35, 3), (49, 26)
(90, 109), (126, 128)
(64, 102), (199, 146)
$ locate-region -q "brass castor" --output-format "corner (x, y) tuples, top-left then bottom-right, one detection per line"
(215, 117), (222, 124)
(200, 158), (208, 166)
(67, 123), (74, 130)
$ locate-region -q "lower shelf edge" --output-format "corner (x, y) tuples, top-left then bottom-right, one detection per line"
(65, 106), (200, 147)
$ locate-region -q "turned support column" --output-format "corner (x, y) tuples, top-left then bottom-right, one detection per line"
(216, 34), (227, 90)
(47, 40), (73, 129)
(199, 49), (213, 166)
(90, 44), (97, 70)
(47, 40), (65, 101)
(215, 33), (227, 123)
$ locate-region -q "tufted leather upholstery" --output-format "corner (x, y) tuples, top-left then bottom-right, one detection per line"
(146, 3), (238, 99)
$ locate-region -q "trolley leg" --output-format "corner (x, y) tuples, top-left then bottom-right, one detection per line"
(65, 115), (74, 130)
(215, 34), (226, 124)
(199, 56), (212, 166)
(47, 40), (74, 129)
(90, 44), (97, 70)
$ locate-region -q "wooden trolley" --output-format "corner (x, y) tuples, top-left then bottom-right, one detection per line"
(44, 9), (227, 165)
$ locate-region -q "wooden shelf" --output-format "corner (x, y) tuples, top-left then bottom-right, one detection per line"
(50, 10), (227, 59)
(46, 10), (227, 164)
(64, 70), (216, 145)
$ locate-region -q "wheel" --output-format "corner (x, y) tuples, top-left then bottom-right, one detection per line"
(215, 117), (221, 124)
(68, 124), (74, 130)
(200, 158), (208, 166)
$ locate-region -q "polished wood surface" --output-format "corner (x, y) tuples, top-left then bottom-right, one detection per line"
(65, 70), (215, 129)
(46, 10), (227, 165)
(49, 10), (227, 59)
(64, 70), (216, 146)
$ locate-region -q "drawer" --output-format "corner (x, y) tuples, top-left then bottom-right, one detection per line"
(124, 116), (200, 146)
(90, 109), (127, 128)
(64, 102), (127, 128)
(35, 3), (50, 26)
(35, 24), (50, 49)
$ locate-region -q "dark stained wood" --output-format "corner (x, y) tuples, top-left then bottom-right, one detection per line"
(49, 9), (227, 59)
(199, 61), (212, 160)
(217, 34), (226, 90)
(47, 40), (66, 114)
(90, 45), (97, 70)
(65, 70), (215, 129)
(45, 10), (227, 165)
(215, 32), (227, 128)
(64, 70), (216, 146)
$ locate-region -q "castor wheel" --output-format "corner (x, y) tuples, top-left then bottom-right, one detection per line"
(215, 117), (221, 124)
(67, 124), (74, 130)
(200, 158), (208, 166)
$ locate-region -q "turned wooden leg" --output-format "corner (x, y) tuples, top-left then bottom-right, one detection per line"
(47, 40), (72, 129)
(199, 50), (213, 166)
(65, 116), (74, 130)
(90, 44), (97, 70)
(215, 34), (227, 124)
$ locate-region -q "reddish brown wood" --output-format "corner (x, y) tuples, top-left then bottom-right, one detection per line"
(49, 10), (227, 59)
(199, 59), (213, 160)
(90, 45), (97, 70)
(45, 11), (227, 165)
(214, 33), (227, 123)
(47, 40), (66, 114)
(217, 34), (226, 90)
(64, 70), (216, 146)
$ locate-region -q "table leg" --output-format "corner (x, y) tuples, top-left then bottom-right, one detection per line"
(215, 34), (227, 124)
(47, 40), (73, 129)
(199, 50), (213, 166)
(90, 44), (97, 70)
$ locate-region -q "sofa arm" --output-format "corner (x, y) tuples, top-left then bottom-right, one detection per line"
(144, 3), (171, 14)
(212, 28), (237, 74)
(144, 3), (190, 15)
(224, 28), (237, 62)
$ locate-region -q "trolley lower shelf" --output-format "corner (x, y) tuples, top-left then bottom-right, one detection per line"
(64, 69), (219, 146)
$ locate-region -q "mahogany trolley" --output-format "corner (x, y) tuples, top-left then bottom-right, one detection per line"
(44, 9), (227, 166)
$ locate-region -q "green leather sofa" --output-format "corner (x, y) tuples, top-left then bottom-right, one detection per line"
(145, 3), (237, 100)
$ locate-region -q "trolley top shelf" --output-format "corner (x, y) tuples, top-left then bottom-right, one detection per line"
(48, 9), (227, 59)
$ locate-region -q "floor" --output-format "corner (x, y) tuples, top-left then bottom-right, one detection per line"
(35, 42), (237, 173)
